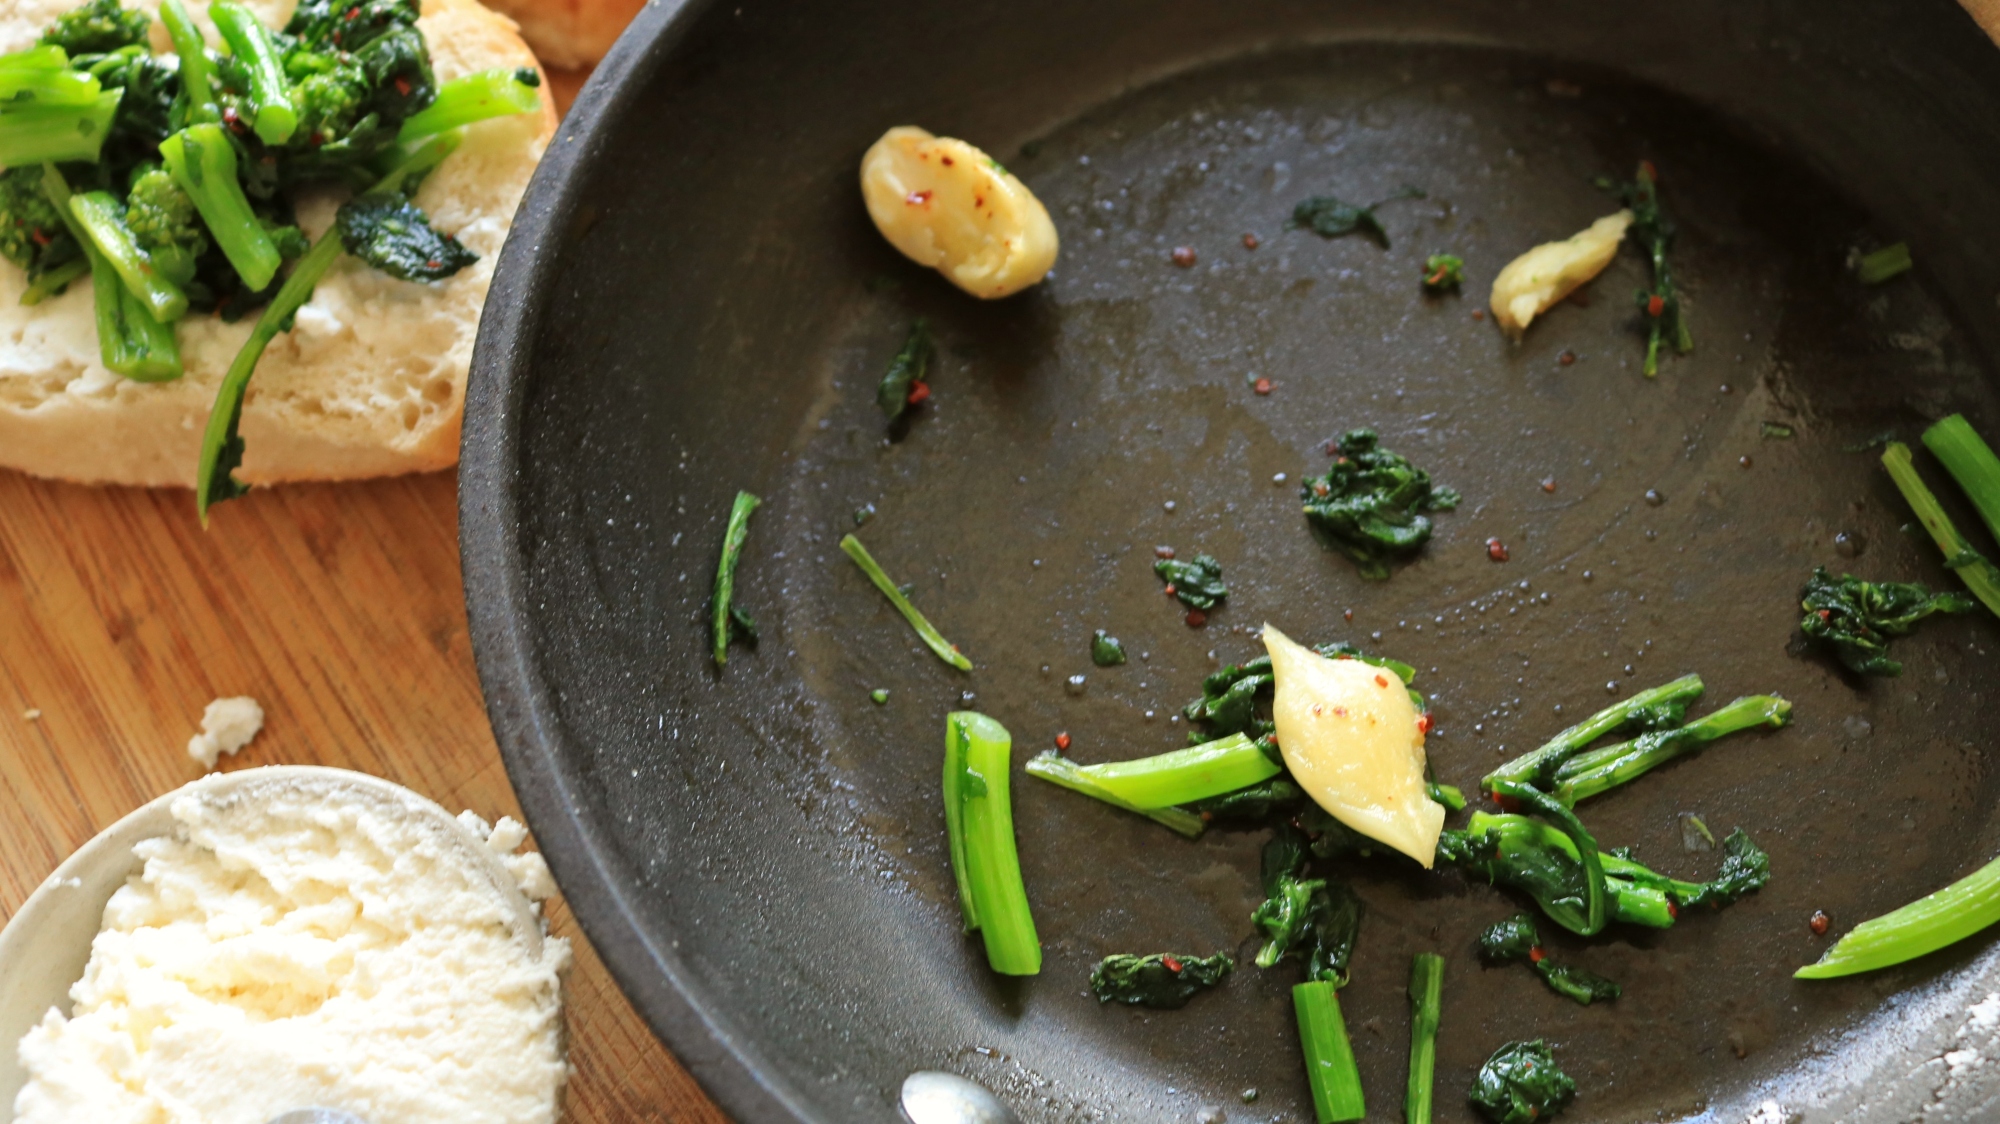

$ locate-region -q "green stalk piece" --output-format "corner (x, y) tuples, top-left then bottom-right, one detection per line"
(1023, 752), (1205, 838)
(1798, 851), (2000, 978)
(1483, 674), (1703, 792)
(67, 191), (187, 322)
(1294, 981), (1366, 1123)
(20, 257), (90, 306)
(1923, 414), (2000, 547)
(159, 0), (218, 124)
(43, 166), (178, 381)
(196, 132), (463, 521)
(710, 491), (761, 666)
(0, 48), (99, 105)
(161, 124), (282, 291)
(946, 712), (1040, 975)
(209, 2), (298, 145)
(942, 712), (980, 929)
(398, 67), (542, 142)
(1856, 242), (1913, 285)
(838, 534), (972, 670)
(1883, 441), (2000, 619)
(1062, 733), (1278, 809)
(0, 88), (121, 165)
(1406, 953), (1443, 1124)
(1552, 695), (1791, 805)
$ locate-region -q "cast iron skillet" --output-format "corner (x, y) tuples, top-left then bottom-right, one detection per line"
(461, 2), (2000, 1120)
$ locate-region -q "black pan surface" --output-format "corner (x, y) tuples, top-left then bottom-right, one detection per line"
(462, 2), (2000, 1120)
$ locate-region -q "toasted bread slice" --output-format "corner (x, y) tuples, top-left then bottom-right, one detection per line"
(0, 0), (557, 488)
(476, 0), (642, 69)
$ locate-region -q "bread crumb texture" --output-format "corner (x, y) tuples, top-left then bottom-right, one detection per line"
(13, 783), (570, 1123)
(0, 0), (556, 487)
(185, 695), (264, 769)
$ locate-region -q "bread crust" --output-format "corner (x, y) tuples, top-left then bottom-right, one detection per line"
(475, 0), (643, 70)
(0, 0), (557, 488)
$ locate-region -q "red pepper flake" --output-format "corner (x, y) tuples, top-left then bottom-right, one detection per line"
(1416, 713), (1432, 735)
(424, 259), (442, 270)
(1323, 439), (1340, 456)
(394, 75), (412, 97)
(1558, 350), (1576, 366)
(1540, 477), (1556, 493)
(905, 190), (933, 206)
(1253, 378), (1272, 396)
(1162, 955), (1183, 973)
(906, 381), (930, 406)
(1171, 246), (1197, 268)
(1343, 608), (1353, 622)
(973, 194), (984, 209)
(940, 154), (954, 166)
(1640, 159), (1659, 181)
(1528, 946), (1546, 964)
(1493, 792), (1521, 813)
(1486, 537), (1510, 562)
(1667, 901), (1680, 919)
(1374, 674), (1389, 688)
(1054, 732), (1071, 751)
(1471, 308), (1486, 321)
(1332, 706), (1348, 718)
(1154, 545), (1175, 560)
(1242, 233), (1259, 250)
(1810, 910), (1831, 936)
(1426, 264), (1451, 287)
(1647, 293), (1666, 317)
(1817, 608), (1832, 622)
(29, 228), (49, 246)
(1185, 609), (1207, 628)
(1740, 455), (1753, 469)
(345, 7), (360, 17)
(1163, 583), (1177, 598)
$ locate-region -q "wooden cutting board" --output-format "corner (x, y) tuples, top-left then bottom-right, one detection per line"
(0, 466), (729, 1122)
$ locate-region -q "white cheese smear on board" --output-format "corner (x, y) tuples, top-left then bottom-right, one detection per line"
(186, 696), (265, 769)
(1263, 623), (1444, 867)
(12, 789), (569, 1124)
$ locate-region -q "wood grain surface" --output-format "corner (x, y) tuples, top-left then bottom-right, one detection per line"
(0, 467), (730, 1123)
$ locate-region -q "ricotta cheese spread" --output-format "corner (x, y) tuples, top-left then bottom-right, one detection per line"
(12, 784), (569, 1124)
(185, 696), (265, 770)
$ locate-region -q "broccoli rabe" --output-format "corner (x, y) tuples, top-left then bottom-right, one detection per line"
(334, 192), (478, 282)
(1600, 161), (1691, 377)
(123, 165), (205, 286)
(1476, 913), (1620, 1005)
(78, 47), (178, 183)
(0, 165), (82, 281)
(1301, 429), (1460, 580)
(1291, 186), (1424, 248)
(1250, 825), (1364, 982)
(1470, 1040), (1575, 1124)
(39, 0), (149, 54)
(1423, 253), (1465, 292)
(1089, 952), (1233, 1009)
(876, 318), (932, 422)
(1155, 553), (1227, 610)
(1090, 629), (1126, 666)
(1800, 565), (1975, 676)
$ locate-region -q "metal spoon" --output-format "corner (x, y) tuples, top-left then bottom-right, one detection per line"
(267, 1112), (366, 1124)
(900, 1071), (1021, 1124)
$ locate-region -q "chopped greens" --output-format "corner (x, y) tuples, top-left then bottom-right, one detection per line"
(1761, 422), (1795, 439)
(1422, 253), (1465, 292)
(1799, 566), (1973, 676)
(1089, 952), (1233, 1009)
(1252, 825), (1363, 979)
(1469, 1040), (1575, 1124)
(1603, 161), (1691, 377)
(1406, 953), (1444, 1124)
(1856, 241), (1912, 285)
(1090, 629), (1127, 666)
(1155, 553), (1228, 610)
(40, 0), (149, 54)
(876, 318), (932, 422)
(1301, 429), (1460, 580)
(1290, 186), (1424, 248)
(838, 534), (972, 670)
(1476, 914), (1620, 1005)
(710, 490), (761, 666)
(335, 193), (480, 282)
(944, 712), (1040, 974)
(1882, 441), (2000, 619)
(1797, 850), (2000, 979)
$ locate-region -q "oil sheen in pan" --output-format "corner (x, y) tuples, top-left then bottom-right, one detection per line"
(774, 44), (2000, 1123)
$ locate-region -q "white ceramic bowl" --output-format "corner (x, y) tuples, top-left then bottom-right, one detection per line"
(0, 766), (551, 1121)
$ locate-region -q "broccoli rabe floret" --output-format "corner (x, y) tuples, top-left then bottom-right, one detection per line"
(40, 0), (150, 54)
(0, 166), (81, 278)
(123, 165), (206, 286)
(1470, 1040), (1576, 1124)
(1800, 565), (1975, 676)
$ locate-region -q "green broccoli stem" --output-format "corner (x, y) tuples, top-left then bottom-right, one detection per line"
(397, 67), (541, 142)
(709, 490), (760, 666)
(1923, 414), (2000, 547)
(160, 124), (282, 290)
(1882, 442), (2000, 619)
(195, 132), (464, 522)
(209, 2), (297, 145)
(1796, 851), (2000, 979)
(43, 167), (180, 382)
(837, 534), (972, 670)
(0, 47), (101, 106)
(1405, 953), (1443, 1124)
(1465, 814), (1679, 927)
(1294, 981), (1366, 1123)
(942, 713), (981, 931)
(20, 256), (90, 305)
(1552, 694), (1791, 805)
(66, 191), (187, 323)
(159, 0), (219, 124)
(1483, 673), (1704, 792)
(1856, 242), (1913, 285)
(0, 88), (121, 165)
(1023, 752), (1206, 838)
(948, 711), (1041, 975)
(1064, 733), (1279, 809)
(1428, 780), (1465, 812)
(1490, 780), (1606, 936)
